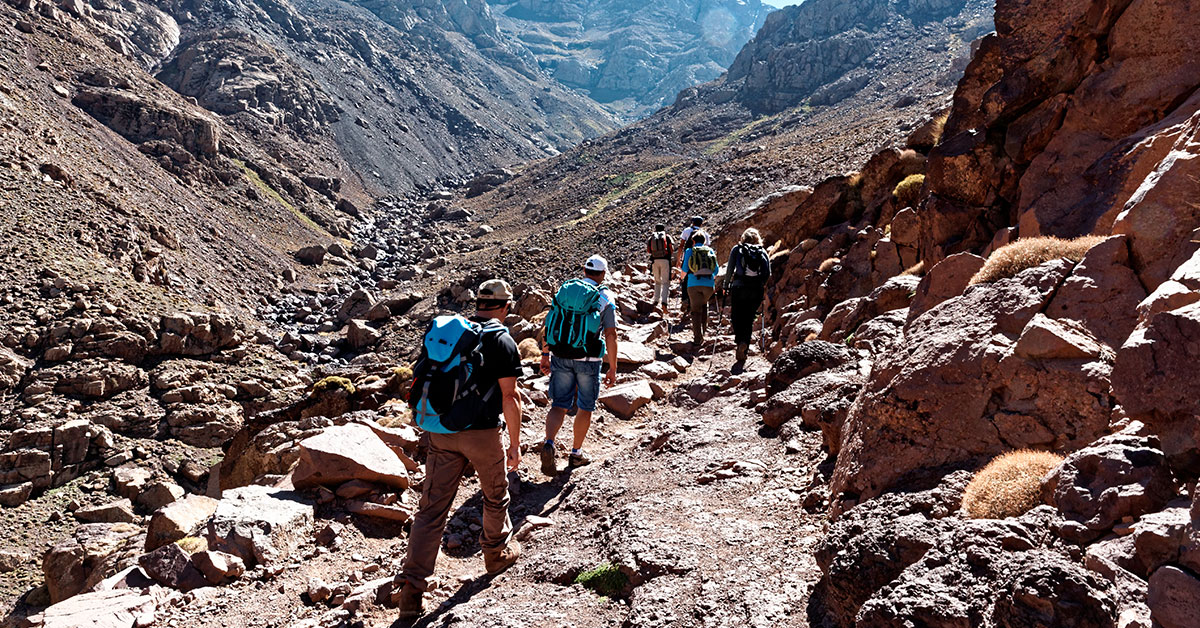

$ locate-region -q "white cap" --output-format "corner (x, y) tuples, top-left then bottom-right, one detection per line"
(583, 255), (608, 272)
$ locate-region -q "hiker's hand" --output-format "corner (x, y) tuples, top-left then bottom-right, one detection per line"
(604, 369), (617, 387)
(506, 445), (521, 471)
(539, 354), (550, 375)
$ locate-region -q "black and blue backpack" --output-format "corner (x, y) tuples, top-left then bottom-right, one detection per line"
(544, 279), (606, 360)
(410, 315), (504, 434)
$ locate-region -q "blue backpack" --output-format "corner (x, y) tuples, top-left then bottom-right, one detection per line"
(544, 279), (606, 360)
(410, 315), (503, 433)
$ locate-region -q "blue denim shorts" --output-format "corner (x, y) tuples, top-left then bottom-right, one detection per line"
(548, 356), (603, 413)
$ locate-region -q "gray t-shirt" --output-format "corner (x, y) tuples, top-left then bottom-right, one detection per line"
(582, 278), (616, 361)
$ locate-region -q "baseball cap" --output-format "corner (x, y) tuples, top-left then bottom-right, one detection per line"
(583, 255), (608, 273)
(691, 216), (704, 225)
(477, 279), (513, 301)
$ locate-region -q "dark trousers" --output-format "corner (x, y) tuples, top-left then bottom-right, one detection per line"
(730, 284), (764, 345)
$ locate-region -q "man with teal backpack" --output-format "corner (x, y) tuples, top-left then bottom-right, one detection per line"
(397, 279), (523, 620)
(538, 255), (619, 475)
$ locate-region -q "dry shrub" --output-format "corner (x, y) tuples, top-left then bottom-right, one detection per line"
(176, 536), (208, 554)
(818, 257), (841, 273)
(901, 261), (926, 277)
(962, 450), (1064, 519)
(929, 111), (949, 146)
(892, 174), (925, 209)
(970, 236), (1104, 285)
(803, 332), (819, 343)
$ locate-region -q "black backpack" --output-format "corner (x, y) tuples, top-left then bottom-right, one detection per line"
(735, 244), (770, 279)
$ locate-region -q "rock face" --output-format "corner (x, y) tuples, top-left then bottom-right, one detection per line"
(832, 261), (1115, 507)
(497, 0), (771, 118)
(721, 0), (992, 113)
(146, 495), (219, 552)
(43, 523), (145, 604)
(918, 0), (1200, 275)
(27, 588), (158, 628)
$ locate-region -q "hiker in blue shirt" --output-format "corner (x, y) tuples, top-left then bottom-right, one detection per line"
(681, 231), (720, 346)
(538, 255), (619, 474)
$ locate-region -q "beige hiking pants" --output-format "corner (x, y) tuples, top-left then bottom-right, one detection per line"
(651, 259), (671, 306)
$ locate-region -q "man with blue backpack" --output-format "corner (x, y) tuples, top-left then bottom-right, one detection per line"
(397, 279), (524, 620)
(538, 255), (619, 475)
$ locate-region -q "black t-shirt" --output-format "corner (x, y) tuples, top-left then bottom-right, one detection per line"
(466, 317), (523, 430)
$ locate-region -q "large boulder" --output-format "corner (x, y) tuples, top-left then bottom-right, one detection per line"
(598, 380), (653, 419)
(765, 341), (854, 397)
(43, 523), (144, 604)
(760, 366), (866, 454)
(832, 261), (1115, 508)
(1045, 236), (1147, 348)
(0, 346), (31, 391)
(1148, 566), (1200, 628)
(1043, 431), (1178, 543)
(146, 495), (218, 551)
(907, 253), (986, 324)
(206, 485), (313, 567)
(26, 588), (159, 628)
(819, 275), (920, 343)
(291, 423), (410, 490)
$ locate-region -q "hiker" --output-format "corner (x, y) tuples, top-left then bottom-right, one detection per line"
(724, 227), (771, 363)
(397, 279), (524, 620)
(539, 255), (619, 474)
(674, 216), (704, 317)
(681, 231), (720, 345)
(647, 223), (674, 316)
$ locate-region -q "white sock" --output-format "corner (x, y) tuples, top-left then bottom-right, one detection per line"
(571, 448), (582, 456)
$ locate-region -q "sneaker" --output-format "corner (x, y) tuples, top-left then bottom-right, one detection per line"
(484, 540), (522, 575)
(540, 441), (557, 476)
(568, 451), (592, 468)
(396, 583), (423, 620)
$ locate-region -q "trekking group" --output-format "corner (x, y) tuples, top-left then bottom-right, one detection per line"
(396, 216), (770, 620)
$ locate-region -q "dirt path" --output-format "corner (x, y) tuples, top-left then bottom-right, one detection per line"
(353, 336), (827, 628)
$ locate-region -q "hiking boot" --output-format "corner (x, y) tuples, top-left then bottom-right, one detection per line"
(484, 540), (521, 575)
(396, 583), (423, 621)
(540, 441), (557, 476)
(568, 451), (592, 468)
(735, 343), (748, 363)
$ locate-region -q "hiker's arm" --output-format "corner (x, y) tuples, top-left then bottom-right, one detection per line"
(604, 327), (618, 386)
(499, 376), (522, 470)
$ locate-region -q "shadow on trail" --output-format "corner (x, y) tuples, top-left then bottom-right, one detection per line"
(390, 467), (578, 627)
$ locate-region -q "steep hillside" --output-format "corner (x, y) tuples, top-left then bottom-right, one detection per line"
(492, 0), (773, 118)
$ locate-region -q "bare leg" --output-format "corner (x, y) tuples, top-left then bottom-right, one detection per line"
(572, 410), (593, 451)
(545, 406), (568, 443)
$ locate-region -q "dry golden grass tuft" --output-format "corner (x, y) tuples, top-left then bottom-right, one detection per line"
(892, 174), (925, 209)
(962, 450), (1064, 519)
(970, 236), (1104, 285)
(901, 261), (926, 277)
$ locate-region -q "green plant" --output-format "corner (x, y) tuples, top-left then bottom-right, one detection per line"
(970, 236), (1104, 285)
(962, 450), (1064, 519)
(893, 174), (925, 209)
(574, 563), (629, 598)
(313, 376), (356, 395)
(176, 536), (208, 554)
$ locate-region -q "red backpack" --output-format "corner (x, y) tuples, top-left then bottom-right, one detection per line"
(649, 232), (670, 259)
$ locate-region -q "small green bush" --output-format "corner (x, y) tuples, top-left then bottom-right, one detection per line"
(892, 174), (925, 209)
(313, 376), (356, 395)
(970, 236), (1104, 285)
(575, 563), (629, 598)
(962, 450), (1064, 519)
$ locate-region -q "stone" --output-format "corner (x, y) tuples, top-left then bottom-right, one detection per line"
(43, 523), (144, 603)
(832, 260), (1114, 508)
(337, 289), (376, 323)
(31, 589), (158, 628)
(136, 481), (184, 512)
(191, 550), (245, 585)
(637, 361), (678, 381)
(765, 341), (854, 397)
(292, 423), (410, 490)
(111, 467), (152, 500)
(1130, 504), (1191, 577)
(1044, 431), (1178, 543)
(760, 367), (865, 453)
(146, 495), (218, 551)
(345, 319), (381, 350)
(0, 550), (30, 573)
(616, 343), (655, 366)
(1148, 566), (1200, 628)
(364, 301), (392, 321)
(0, 346), (31, 390)
(165, 401), (243, 448)
(76, 499), (137, 524)
(0, 482), (33, 507)
(598, 380), (653, 419)
(346, 500), (413, 523)
(1012, 314), (1107, 361)
(1045, 236), (1147, 348)
(137, 542), (206, 591)
(819, 275), (920, 343)
(1112, 302), (1200, 471)
(206, 485), (313, 567)
(906, 252), (985, 324)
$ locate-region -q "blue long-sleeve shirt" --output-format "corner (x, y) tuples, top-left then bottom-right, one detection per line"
(681, 248), (719, 289)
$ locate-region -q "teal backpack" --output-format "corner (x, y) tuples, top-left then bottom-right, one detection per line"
(544, 279), (606, 360)
(409, 315), (503, 433)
